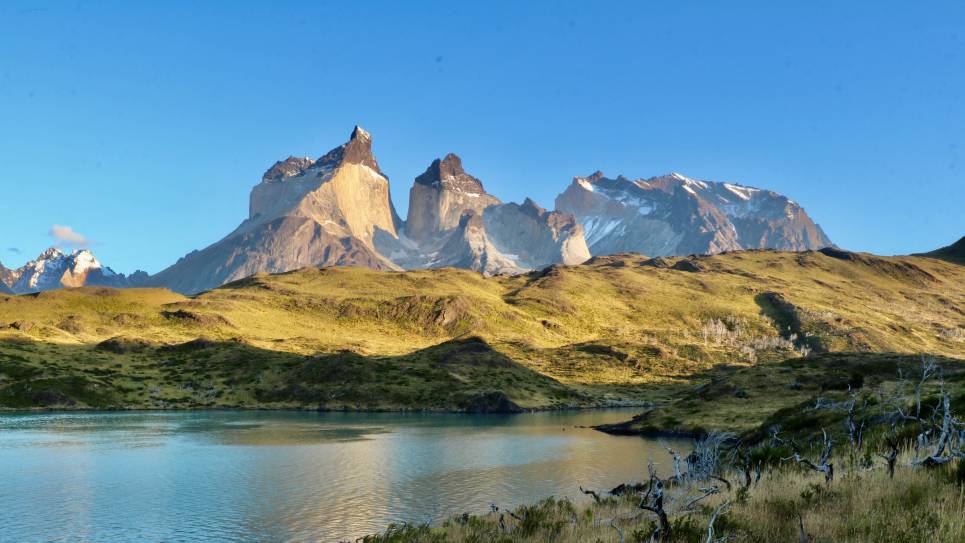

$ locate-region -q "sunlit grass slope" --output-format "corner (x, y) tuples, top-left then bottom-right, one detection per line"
(0, 248), (962, 410)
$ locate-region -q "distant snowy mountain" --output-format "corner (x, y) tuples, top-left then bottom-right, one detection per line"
(555, 171), (831, 256)
(0, 248), (147, 294)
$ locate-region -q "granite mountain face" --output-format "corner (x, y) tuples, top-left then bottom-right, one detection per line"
(149, 126), (404, 294)
(555, 171), (832, 257)
(6, 127), (835, 294)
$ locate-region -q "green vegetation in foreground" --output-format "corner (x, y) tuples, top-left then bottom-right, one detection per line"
(598, 353), (965, 437)
(0, 248), (962, 410)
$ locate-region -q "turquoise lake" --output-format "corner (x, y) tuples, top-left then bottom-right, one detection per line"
(0, 409), (683, 542)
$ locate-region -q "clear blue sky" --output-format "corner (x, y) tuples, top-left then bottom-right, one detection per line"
(1, 1), (962, 274)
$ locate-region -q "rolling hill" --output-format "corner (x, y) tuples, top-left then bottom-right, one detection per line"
(0, 247), (962, 411)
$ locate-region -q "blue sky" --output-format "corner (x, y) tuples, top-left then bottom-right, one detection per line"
(1, 1), (962, 274)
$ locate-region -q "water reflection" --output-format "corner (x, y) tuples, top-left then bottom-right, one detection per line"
(0, 410), (684, 541)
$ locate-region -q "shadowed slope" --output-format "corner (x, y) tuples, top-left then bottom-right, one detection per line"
(1, 249), (963, 409)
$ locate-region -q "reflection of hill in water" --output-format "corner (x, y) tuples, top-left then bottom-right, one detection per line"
(0, 409), (680, 541)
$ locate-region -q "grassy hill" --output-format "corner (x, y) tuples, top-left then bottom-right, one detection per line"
(0, 248), (962, 412)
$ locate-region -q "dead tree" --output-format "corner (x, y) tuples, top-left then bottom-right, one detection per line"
(914, 356), (938, 420)
(664, 444), (685, 482)
(877, 434), (900, 479)
(638, 462), (671, 542)
(912, 387), (965, 467)
(784, 429), (834, 484)
(845, 393), (868, 452)
(686, 431), (733, 485)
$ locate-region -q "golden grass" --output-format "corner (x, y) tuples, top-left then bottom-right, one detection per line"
(1, 250), (963, 410)
(363, 455), (965, 542)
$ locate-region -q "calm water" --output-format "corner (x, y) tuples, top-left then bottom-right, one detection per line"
(0, 409), (682, 542)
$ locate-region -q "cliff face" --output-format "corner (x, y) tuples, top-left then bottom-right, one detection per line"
(151, 127), (402, 294)
(404, 154), (501, 244)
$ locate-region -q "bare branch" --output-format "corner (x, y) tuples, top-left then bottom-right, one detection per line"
(705, 501), (732, 543)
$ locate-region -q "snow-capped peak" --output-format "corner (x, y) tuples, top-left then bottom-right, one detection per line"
(9, 247), (113, 293)
(576, 178), (595, 192)
(722, 182), (760, 201)
(671, 172), (709, 189)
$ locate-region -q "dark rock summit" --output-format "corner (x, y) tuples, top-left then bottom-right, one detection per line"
(415, 153), (486, 194)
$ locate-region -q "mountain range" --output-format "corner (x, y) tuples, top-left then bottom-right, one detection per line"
(2, 127), (834, 294)
(0, 248), (146, 295)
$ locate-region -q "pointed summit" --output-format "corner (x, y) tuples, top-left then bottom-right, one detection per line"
(314, 125), (381, 173)
(414, 153), (485, 194)
(350, 125), (371, 141)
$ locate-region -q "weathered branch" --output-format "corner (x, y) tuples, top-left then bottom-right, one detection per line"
(797, 511), (810, 543)
(579, 486), (602, 504)
(685, 486), (721, 510)
(783, 429), (833, 484)
(705, 501), (732, 543)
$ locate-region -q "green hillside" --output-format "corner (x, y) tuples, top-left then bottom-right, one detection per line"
(0, 248), (962, 413)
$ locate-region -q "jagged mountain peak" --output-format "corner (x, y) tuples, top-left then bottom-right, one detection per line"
(557, 169), (831, 256)
(415, 153), (486, 195)
(262, 156), (314, 183)
(155, 126), (401, 294)
(405, 154), (501, 244)
(313, 125), (381, 173)
(4, 247), (143, 294)
(261, 126), (381, 184)
(39, 247), (66, 259)
(350, 125), (371, 141)
(519, 197), (547, 217)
